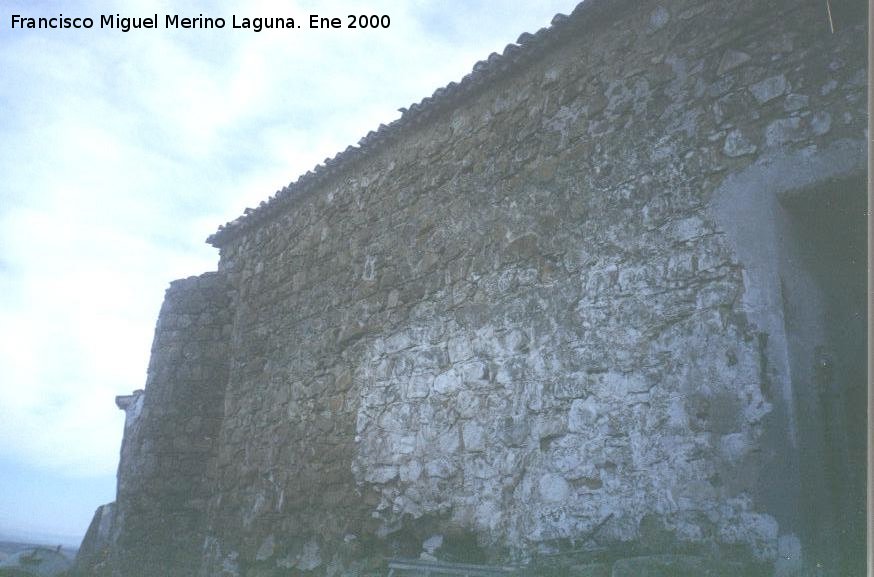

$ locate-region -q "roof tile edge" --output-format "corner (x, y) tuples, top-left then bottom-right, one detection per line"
(207, 0), (620, 248)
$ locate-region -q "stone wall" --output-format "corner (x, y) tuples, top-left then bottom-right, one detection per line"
(106, 273), (232, 576)
(90, 0), (867, 575)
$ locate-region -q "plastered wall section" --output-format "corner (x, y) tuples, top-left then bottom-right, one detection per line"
(199, 0), (866, 572)
(111, 273), (232, 577)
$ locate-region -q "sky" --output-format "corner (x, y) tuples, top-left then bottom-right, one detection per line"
(0, 0), (577, 547)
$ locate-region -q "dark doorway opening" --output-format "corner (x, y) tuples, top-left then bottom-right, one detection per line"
(781, 175), (866, 575)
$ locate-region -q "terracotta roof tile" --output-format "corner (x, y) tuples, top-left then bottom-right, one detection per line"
(208, 0), (620, 247)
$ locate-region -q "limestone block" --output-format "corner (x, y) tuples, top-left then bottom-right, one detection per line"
(568, 397), (601, 432)
(723, 129), (757, 157)
(749, 74), (788, 104)
(717, 49), (751, 76)
(432, 370), (460, 395)
(810, 111), (831, 135)
(648, 6), (670, 32)
(538, 473), (570, 502)
(783, 93), (808, 111)
(462, 420), (486, 452)
(764, 117), (803, 147)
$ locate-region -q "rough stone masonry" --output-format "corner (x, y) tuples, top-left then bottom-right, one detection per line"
(77, 0), (868, 575)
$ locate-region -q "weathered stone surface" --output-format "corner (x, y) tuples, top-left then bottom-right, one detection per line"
(773, 533), (803, 577)
(74, 502), (115, 576)
(569, 563), (610, 577)
(722, 128), (757, 157)
(611, 555), (741, 577)
(810, 110), (832, 135)
(764, 117), (804, 147)
(716, 49), (751, 76)
(106, 273), (232, 576)
(783, 93), (809, 112)
(749, 74), (788, 104)
(93, 0), (868, 575)
(648, 6), (670, 31)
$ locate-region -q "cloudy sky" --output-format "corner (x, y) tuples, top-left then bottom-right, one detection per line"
(0, 0), (575, 546)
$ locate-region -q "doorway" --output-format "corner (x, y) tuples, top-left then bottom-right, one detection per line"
(780, 174), (866, 575)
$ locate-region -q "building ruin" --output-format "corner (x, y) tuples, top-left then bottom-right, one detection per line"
(77, 0), (868, 575)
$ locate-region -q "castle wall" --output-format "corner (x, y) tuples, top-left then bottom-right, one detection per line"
(109, 273), (232, 576)
(201, 0), (867, 571)
(97, 0), (867, 575)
